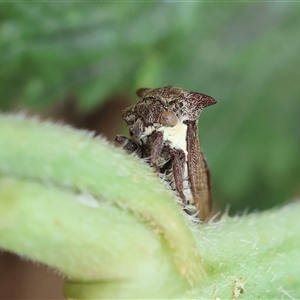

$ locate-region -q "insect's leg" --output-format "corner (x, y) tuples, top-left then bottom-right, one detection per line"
(168, 148), (187, 205)
(149, 131), (164, 172)
(114, 135), (142, 157)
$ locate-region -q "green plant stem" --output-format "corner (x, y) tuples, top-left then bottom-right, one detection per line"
(195, 202), (300, 299)
(0, 114), (299, 299)
(0, 176), (188, 298)
(0, 113), (201, 298)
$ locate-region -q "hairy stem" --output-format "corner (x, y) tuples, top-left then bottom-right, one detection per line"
(0, 113), (201, 298)
(0, 113), (299, 299)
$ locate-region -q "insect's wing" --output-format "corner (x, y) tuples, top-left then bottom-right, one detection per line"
(186, 120), (212, 221)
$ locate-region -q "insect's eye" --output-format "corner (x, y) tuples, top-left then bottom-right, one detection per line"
(159, 111), (178, 127)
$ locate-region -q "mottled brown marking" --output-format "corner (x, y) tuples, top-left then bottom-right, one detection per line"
(114, 86), (216, 221)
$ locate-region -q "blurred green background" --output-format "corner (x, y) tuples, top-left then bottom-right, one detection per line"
(1, 2), (300, 213)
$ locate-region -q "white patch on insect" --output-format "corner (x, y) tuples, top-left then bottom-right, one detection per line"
(142, 123), (161, 138)
(76, 192), (99, 208)
(157, 123), (195, 208)
(183, 190), (194, 203)
(157, 121), (188, 156)
(143, 125), (155, 136)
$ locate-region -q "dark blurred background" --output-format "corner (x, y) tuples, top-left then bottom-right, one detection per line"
(0, 2), (299, 298)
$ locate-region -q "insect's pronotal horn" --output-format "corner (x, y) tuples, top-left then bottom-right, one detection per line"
(190, 92), (217, 109)
(202, 94), (217, 108)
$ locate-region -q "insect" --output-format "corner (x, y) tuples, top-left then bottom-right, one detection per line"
(114, 86), (217, 221)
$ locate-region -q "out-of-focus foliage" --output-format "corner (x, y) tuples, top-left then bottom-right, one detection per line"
(1, 2), (299, 212)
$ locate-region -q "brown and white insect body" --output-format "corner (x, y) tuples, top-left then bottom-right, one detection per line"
(115, 86), (216, 221)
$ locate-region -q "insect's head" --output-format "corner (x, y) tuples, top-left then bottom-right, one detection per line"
(121, 86), (217, 141)
(136, 86), (217, 122)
